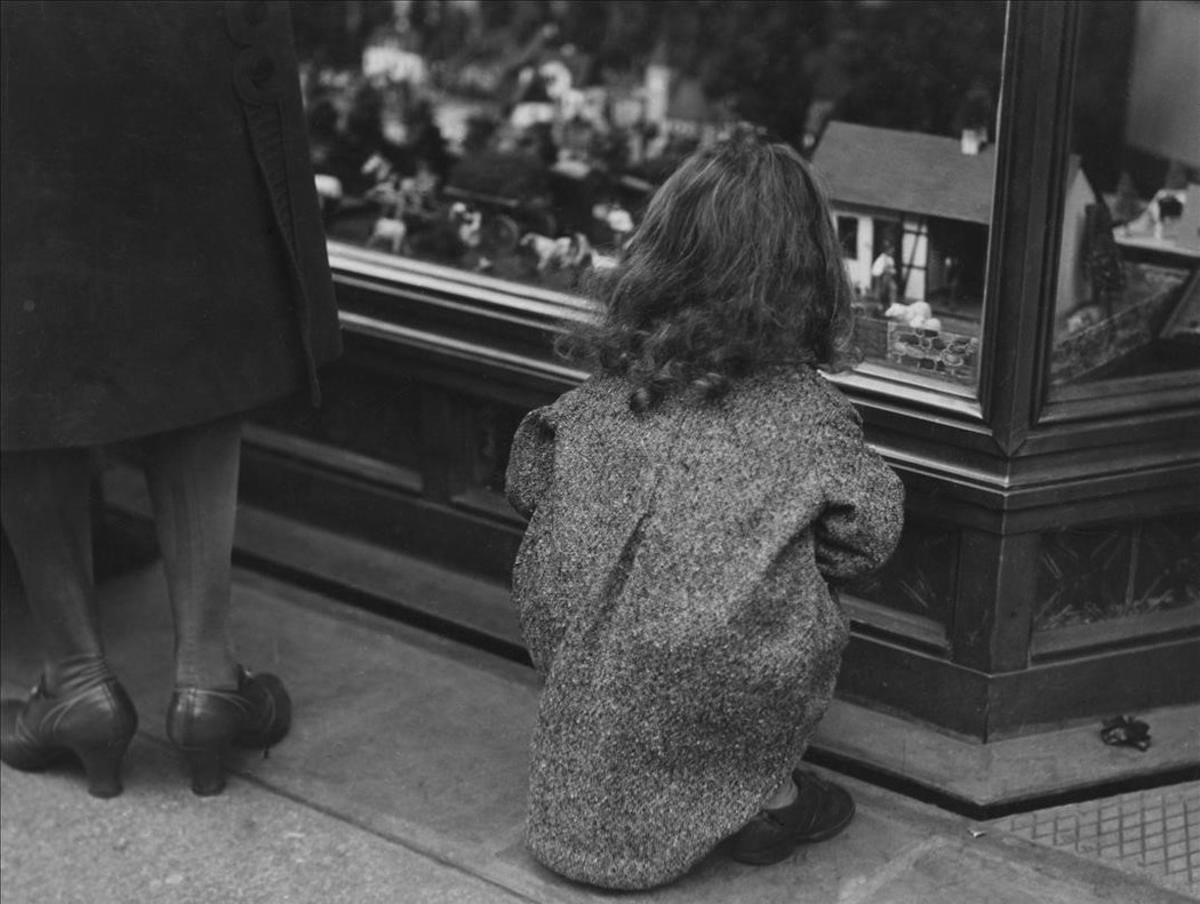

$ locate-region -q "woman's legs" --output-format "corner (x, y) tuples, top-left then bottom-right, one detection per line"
(0, 448), (110, 693)
(141, 416), (242, 690)
(143, 415), (291, 794)
(0, 447), (137, 797)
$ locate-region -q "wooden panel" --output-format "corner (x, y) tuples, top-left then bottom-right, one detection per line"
(837, 631), (1200, 742)
(986, 636), (1200, 739)
(253, 362), (425, 483)
(950, 530), (1039, 672)
(239, 442), (524, 583)
(812, 698), (1200, 812)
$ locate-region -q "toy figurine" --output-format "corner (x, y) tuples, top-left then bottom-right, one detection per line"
(590, 252), (619, 272)
(368, 215), (408, 254)
(871, 247), (899, 307)
(591, 201), (635, 247)
(450, 202), (483, 249)
(521, 233), (572, 272)
(884, 300), (942, 332)
(313, 174), (343, 221)
(1065, 304), (1103, 334)
(1111, 172), (1143, 226)
(364, 179), (407, 255)
(520, 231), (593, 273)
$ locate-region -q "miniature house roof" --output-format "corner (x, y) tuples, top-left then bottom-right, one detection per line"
(812, 121), (996, 225)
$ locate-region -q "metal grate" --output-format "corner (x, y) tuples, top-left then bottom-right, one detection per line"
(988, 781), (1199, 897)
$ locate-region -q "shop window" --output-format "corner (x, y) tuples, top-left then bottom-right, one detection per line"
(1034, 512), (1199, 631)
(843, 517), (959, 626)
(1048, 0), (1200, 397)
(292, 0), (1006, 390)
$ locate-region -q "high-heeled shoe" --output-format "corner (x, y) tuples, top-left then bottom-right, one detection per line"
(0, 677), (139, 798)
(166, 665), (291, 796)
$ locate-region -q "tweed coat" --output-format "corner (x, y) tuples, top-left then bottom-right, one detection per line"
(505, 365), (905, 889)
(0, 1), (340, 451)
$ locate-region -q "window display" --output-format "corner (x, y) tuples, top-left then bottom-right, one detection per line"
(292, 0), (1006, 388)
(813, 122), (991, 386)
(1049, 0), (1200, 392)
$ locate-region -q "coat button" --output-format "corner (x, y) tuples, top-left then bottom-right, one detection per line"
(234, 48), (282, 103)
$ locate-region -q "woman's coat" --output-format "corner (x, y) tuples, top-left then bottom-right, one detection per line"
(1, 1), (340, 450)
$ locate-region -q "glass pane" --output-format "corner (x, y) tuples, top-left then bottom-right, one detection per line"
(844, 517), (959, 625)
(293, 1), (1005, 388)
(1048, 1), (1200, 393)
(1034, 512), (1200, 630)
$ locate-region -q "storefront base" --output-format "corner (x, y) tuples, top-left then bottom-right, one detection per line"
(99, 459), (1199, 816)
(810, 699), (1200, 816)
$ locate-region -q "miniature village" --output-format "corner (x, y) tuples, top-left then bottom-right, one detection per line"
(299, 0), (736, 293)
(291, 0), (1094, 385)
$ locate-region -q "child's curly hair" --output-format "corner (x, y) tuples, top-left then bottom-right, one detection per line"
(561, 128), (857, 412)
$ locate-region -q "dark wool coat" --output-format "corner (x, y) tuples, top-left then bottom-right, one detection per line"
(0, 1), (340, 451)
(505, 366), (905, 890)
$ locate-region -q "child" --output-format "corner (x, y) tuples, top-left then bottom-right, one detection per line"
(504, 129), (904, 890)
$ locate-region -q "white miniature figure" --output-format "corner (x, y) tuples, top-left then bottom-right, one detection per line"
(884, 300), (942, 332)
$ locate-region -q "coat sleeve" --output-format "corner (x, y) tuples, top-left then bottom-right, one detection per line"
(505, 405), (557, 520)
(813, 407), (905, 583)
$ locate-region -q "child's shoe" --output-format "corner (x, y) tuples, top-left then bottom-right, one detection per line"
(725, 769), (855, 865)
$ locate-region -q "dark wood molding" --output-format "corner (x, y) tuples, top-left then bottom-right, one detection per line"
(837, 631), (1200, 741)
(333, 292), (1200, 511)
(949, 530), (1038, 673)
(978, 0), (1074, 452)
(985, 635), (1200, 740)
(1030, 606), (1200, 663)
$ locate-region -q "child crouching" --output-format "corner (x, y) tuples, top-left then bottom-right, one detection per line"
(505, 128), (905, 890)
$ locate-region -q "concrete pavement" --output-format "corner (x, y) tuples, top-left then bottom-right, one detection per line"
(1, 551), (1194, 903)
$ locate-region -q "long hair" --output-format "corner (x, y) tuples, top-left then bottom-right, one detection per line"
(561, 128), (857, 411)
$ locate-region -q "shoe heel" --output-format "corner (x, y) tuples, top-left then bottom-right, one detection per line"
(73, 739), (130, 799)
(183, 747), (227, 797)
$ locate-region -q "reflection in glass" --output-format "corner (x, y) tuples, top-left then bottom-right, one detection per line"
(1035, 513), (1200, 630)
(292, 1), (1005, 385)
(844, 518), (959, 625)
(1050, 0), (1200, 389)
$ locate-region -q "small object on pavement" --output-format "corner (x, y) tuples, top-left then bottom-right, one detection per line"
(1100, 715), (1151, 751)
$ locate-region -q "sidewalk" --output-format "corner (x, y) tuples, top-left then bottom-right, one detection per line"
(1, 550), (1194, 903)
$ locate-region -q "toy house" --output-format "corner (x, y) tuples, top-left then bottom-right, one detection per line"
(813, 121), (995, 312)
(812, 121), (996, 382)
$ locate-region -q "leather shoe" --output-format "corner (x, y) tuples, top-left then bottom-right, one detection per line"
(166, 665), (291, 796)
(726, 769), (856, 865)
(0, 676), (138, 798)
